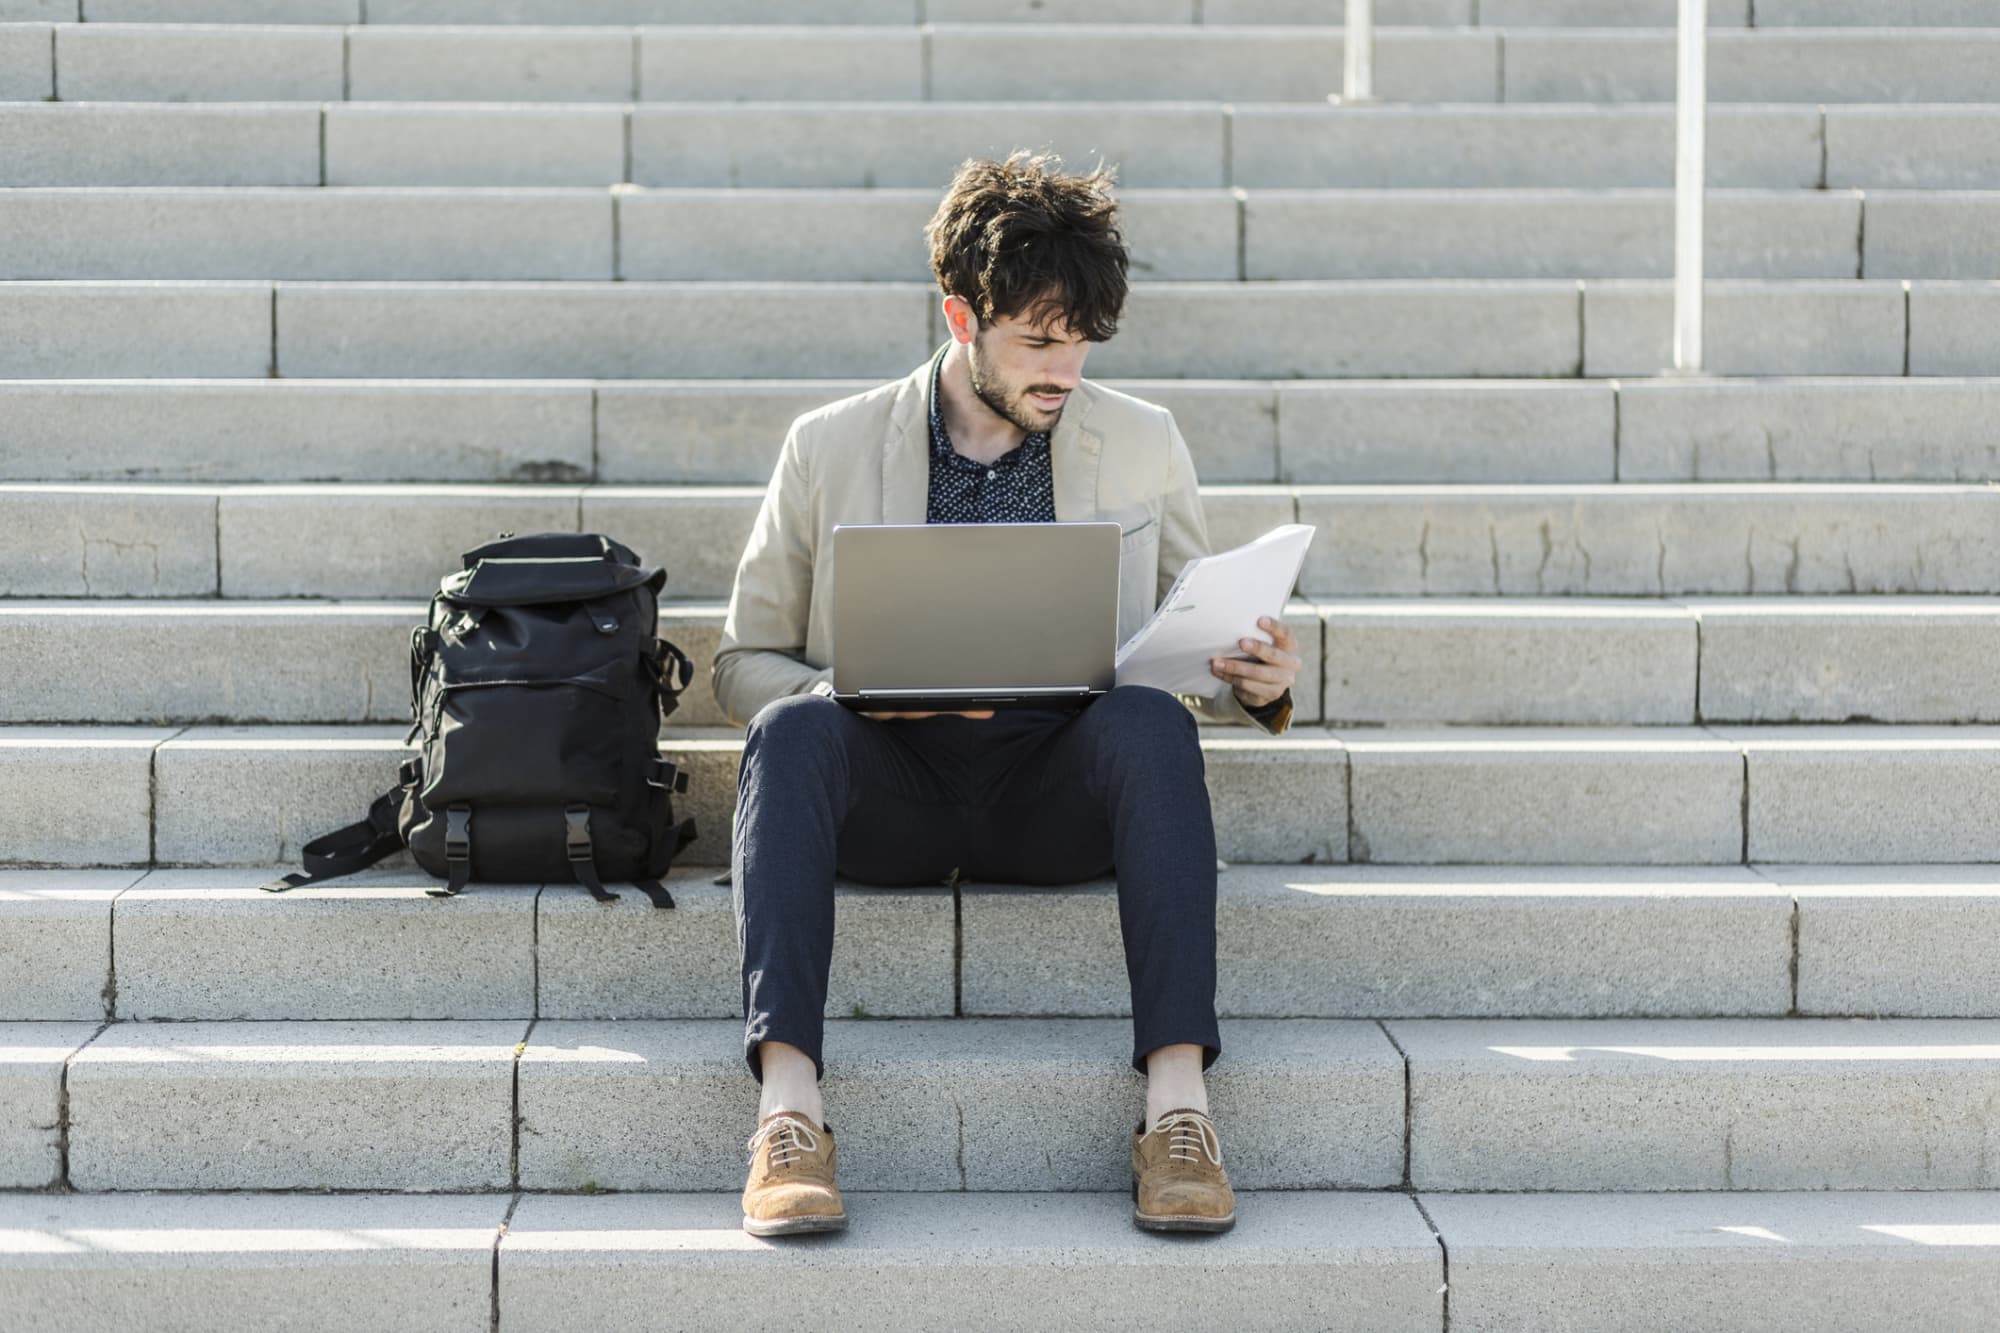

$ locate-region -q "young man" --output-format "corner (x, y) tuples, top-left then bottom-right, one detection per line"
(714, 152), (1301, 1237)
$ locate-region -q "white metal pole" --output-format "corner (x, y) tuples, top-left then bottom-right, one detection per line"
(1340, 0), (1375, 105)
(1672, 0), (1707, 373)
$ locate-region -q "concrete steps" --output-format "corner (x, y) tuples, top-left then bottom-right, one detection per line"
(6, 376), (1999, 486)
(12, 595), (2000, 728)
(13, 1014), (2000, 1192)
(12, 722), (2000, 867)
(8, 1188), (2000, 1332)
(10, 23), (2000, 106)
(13, 274), (1995, 378)
(14, 479), (2000, 600)
(20, 862), (2000, 1024)
(15, 101), (2000, 189)
(24, 184), (1993, 282)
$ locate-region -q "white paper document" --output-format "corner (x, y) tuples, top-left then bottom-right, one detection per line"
(1115, 523), (1317, 696)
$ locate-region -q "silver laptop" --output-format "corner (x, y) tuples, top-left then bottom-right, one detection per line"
(830, 521), (1121, 712)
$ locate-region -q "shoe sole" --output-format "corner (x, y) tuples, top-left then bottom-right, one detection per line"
(742, 1212), (848, 1237)
(1134, 1210), (1237, 1233)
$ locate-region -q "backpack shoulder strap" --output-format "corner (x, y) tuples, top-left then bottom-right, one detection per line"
(260, 783), (407, 893)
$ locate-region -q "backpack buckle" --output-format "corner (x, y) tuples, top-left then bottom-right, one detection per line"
(564, 804), (593, 863)
(444, 805), (471, 861)
(647, 758), (689, 794)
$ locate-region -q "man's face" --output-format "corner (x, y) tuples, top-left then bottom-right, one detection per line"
(962, 308), (1092, 435)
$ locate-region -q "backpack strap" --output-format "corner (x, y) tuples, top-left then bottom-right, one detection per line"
(424, 803), (474, 898)
(563, 805), (621, 904)
(630, 879), (677, 910)
(260, 783), (406, 893)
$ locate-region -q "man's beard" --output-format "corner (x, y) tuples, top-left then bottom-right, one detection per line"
(967, 338), (1067, 435)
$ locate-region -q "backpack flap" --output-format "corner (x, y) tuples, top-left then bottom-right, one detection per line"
(442, 556), (663, 608)
(461, 531), (640, 567)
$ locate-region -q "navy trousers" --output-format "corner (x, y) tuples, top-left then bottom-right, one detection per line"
(730, 683), (1223, 1083)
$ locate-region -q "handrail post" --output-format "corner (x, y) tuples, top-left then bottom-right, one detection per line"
(1671, 0), (1707, 373)
(1333, 0), (1375, 106)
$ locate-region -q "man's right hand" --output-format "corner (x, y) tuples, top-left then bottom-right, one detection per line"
(860, 709), (995, 720)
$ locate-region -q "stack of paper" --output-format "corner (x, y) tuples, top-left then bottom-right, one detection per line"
(1115, 523), (1317, 696)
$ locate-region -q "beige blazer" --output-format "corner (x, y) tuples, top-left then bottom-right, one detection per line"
(711, 345), (1293, 735)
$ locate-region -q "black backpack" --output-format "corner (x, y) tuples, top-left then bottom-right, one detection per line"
(262, 532), (698, 908)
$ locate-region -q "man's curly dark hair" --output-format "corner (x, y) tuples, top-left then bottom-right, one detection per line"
(923, 149), (1130, 343)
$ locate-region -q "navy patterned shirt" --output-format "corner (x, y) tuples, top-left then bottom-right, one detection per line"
(925, 346), (1056, 525)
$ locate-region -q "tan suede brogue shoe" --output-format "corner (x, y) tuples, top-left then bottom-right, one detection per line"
(1131, 1106), (1236, 1233)
(741, 1110), (847, 1236)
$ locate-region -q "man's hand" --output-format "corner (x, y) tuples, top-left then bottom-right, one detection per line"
(1210, 615), (1300, 709)
(861, 709), (995, 720)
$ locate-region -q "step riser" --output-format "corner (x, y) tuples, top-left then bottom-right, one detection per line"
(17, 600), (2000, 728)
(9, 279), (1988, 380)
(16, 726), (2000, 870)
(19, 482), (2000, 601)
(2, 188), (1927, 282)
(28, 1018), (1406, 1191)
(9, 378), (2000, 487)
(12, 105), (1997, 190)
(2, 866), (1810, 1023)
(1402, 1018), (2000, 1192)
(21, 1016), (2000, 1193)
(15, 27), (2000, 107)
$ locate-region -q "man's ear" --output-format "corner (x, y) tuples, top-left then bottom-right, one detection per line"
(941, 295), (979, 345)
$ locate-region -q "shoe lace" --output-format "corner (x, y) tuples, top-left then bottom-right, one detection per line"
(746, 1113), (820, 1169)
(1149, 1109), (1222, 1168)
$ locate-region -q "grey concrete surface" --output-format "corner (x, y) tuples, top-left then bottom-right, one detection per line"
(1277, 380), (1613, 483)
(111, 867), (539, 1020)
(0, 378), (596, 484)
(217, 482), (581, 597)
(1398, 1016), (2000, 1190)
(1909, 280), (2000, 376)
(324, 103), (627, 187)
(53, 22), (342, 102)
(0, 1022), (98, 1187)
(499, 1191), (1443, 1333)
(1827, 106), (2000, 189)
(65, 1018), (527, 1189)
(350, 24), (635, 102)
(1320, 598), (1696, 725)
(1768, 864), (2000, 1017)
(0, 186), (615, 280)
(1692, 597), (2000, 722)
(0, 102), (320, 186)
(640, 26), (920, 101)
(1231, 104), (1822, 189)
(1428, 1190), (2000, 1332)
(536, 867), (955, 1019)
(0, 484), (217, 596)
(517, 1016), (1403, 1191)
(1086, 280), (1582, 379)
(629, 102), (1226, 188)
(272, 280), (933, 378)
(1584, 280), (1907, 377)
(1293, 483), (2000, 596)
(0, 1191), (504, 1333)
(1341, 728), (1744, 864)
(1715, 724), (2000, 862)
(0, 726), (169, 865)
(0, 869), (135, 1019)
(962, 864), (1791, 1019)
(1246, 189), (1860, 280)
(1616, 377), (2000, 482)
(0, 280), (272, 378)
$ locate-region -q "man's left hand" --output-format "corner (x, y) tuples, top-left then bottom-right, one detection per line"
(1211, 615), (1300, 709)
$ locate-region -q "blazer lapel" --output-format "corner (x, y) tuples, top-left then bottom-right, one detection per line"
(1051, 382), (1103, 523)
(881, 353), (935, 525)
